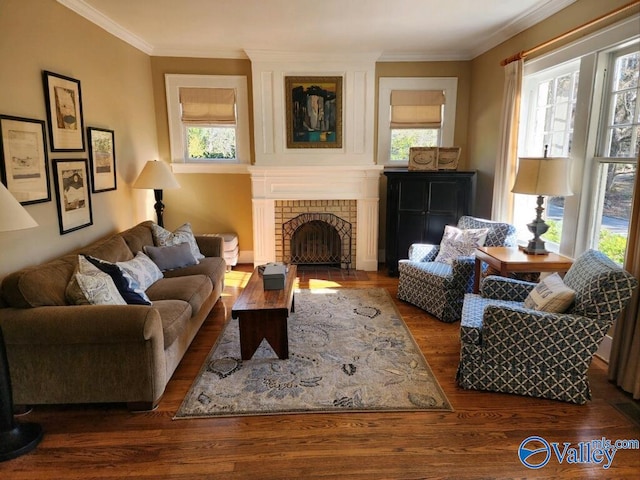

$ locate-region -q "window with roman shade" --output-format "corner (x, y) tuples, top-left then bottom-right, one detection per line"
(390, 90), (445, 128)
(179, 87), (236, 125)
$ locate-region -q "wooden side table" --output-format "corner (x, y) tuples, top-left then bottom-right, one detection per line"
(473, 247), (573, 293)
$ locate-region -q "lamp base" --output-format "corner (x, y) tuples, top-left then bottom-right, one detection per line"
(0, 422), (43, 462)
(523, 195), (550, 255)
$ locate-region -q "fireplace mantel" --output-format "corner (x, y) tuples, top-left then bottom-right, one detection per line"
(249, 165), (383, 271)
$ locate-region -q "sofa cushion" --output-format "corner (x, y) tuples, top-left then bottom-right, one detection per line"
(1, 256), (77, 308)
(84, 255), (151, 305)
(80, 235), (134, 264)
(152, 222), (204, 261)
(120, 221), (155, 255)
(66, 256), (126, 306)
(116, 252), (163, 291)
(145, 275), (213, 315)
(143, 243), (198, 271)
(151, 299), (193, 347)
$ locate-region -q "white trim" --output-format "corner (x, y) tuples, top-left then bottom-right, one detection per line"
(165, 74), (250, 167)
(377, 77), (458, 166)
(57, 0), (153, 54)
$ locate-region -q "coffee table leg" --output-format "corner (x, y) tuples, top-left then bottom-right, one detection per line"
(238, 312), (289, 360)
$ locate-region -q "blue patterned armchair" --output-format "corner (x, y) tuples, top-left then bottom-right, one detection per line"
(397, 216), (517, 323)
(456, 249), (638, 404)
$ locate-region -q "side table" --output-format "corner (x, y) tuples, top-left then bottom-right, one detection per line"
(473, 247), (573, 294)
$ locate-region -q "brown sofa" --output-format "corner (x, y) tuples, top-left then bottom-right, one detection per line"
(0, 221), (226, 411)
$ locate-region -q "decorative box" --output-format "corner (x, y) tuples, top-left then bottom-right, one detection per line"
(263, 263), (286, 290)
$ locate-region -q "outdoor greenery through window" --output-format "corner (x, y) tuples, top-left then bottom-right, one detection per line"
(390, 128), (439, 161)
(186, 126), (236, 160)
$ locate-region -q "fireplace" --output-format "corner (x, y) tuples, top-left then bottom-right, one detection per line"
(249, 165), (383, 271)
(282, 211), (353, 269)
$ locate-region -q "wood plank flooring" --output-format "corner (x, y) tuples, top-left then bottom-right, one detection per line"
(1, 265), (639, 479)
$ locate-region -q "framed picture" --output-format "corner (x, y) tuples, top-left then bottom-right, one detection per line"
(408, 147), (438, 171)
(43, 70), (85, 151)
(87, 127), (116, 192)
(0, 115), (51, 204)
(438, 147), (461, 170)
(52, 159), (93, 234)
(285, 76), (342, 149)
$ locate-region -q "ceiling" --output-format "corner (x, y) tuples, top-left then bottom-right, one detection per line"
(59, 0), (576, 61)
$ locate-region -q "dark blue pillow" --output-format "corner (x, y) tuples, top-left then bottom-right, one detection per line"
(83, 255), (151, 305)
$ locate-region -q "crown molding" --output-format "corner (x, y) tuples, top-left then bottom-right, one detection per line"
(57, 0), (153, 55)
(468, 0), (577, 58)
(244, 50), (382, 64)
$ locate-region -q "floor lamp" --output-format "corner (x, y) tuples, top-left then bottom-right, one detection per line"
(0, 184), (43, 462)
(133, 160), (180, 227)
(511, 151), (572, 255)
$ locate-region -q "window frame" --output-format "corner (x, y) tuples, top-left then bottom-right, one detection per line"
(377, 77), (457, 166)
(165, 74), (250, 172)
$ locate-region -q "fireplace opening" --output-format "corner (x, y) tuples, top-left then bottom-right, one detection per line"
(283, 213), (352, 269)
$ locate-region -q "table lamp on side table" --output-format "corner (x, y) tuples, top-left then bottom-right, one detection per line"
(133, 160), (180, 228)
(0, 183), (43, 462)
(511, 147), (573, 255)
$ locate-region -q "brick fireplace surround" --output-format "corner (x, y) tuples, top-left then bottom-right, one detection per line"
(249, 166), (383, 271)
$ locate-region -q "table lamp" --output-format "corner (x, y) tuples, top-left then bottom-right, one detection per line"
(0, 183), (43, 462)
(511, 149), (572, 255)
(132, 160), (180, 227)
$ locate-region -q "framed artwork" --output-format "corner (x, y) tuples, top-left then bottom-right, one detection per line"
(87, 127), (116, 192)
(285, 76), (342, 149)
(438, 147), (461, 170)
(52, 159), (93, 234)
(42, 70), (85, 152)
(408, 147), (438, 171)
(0, 115), (51, 204)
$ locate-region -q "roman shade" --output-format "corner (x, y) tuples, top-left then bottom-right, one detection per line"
(390, 90), (445, 128)
(179, 87), (236, 125)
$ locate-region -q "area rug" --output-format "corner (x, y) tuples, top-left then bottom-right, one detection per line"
(174, 288), (452, 418)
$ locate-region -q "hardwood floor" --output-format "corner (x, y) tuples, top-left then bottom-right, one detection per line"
(2, 265), (639, 479)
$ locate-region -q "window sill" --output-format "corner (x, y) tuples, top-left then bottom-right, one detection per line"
(170, 163), (250, 174)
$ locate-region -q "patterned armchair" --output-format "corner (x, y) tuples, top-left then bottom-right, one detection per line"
(397, 216), (517, 323)
(456, 249), (638, 404)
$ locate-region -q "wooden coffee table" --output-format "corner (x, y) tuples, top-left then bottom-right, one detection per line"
(231, 264), (297, 360)
(473, 247), (573, 293)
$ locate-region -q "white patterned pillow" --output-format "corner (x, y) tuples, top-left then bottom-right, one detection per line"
(116, 252), (163, 291)
(434, 226), (490, 265)
(524, 272), (576, 313)
(152, 223), (204, 261)
(66, 256), (126, 305)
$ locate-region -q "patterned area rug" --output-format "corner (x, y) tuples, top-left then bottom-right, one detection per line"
(174, 288), (452, 418)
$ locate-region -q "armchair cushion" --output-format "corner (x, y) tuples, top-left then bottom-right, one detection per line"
(434, 226), (489, 265)
(523, 272), (575, 313)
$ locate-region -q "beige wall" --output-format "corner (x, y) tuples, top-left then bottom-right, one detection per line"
(149, 57), (254, 250)
(467, 0), (639, 218)
(0, 0), (158, 277)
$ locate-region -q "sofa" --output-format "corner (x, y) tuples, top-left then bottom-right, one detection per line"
(0, 221), (226, 411)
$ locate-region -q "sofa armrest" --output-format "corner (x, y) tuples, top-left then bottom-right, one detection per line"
(195, 235), (223, 258)
(481, 275), (536, 301)
(407, 243), (439, 262)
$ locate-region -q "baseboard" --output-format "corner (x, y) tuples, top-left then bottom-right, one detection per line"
(595, 334), (612, 363)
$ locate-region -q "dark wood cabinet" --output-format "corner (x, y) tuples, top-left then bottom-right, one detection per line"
(384, 169), (476, 276)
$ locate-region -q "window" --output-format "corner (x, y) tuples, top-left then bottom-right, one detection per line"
(165, 74), (250, 171)
(377, 77), (457, 165)
(514, 16), (639, 265)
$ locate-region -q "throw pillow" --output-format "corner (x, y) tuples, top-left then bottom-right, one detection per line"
(143, 243), (198, 271)
(116, 251), (164, 291)
(151, 222), (204, 262)
(434, 226), (490, 265)
(66, 256), (126, 306)
(84, 255), (151, 305)
(524, 272), (576, 313)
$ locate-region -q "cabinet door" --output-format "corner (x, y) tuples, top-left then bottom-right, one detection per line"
(424, 179), (465, 243)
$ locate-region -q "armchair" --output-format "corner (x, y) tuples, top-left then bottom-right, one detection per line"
(456, 249), (638, 404)
(397, 216), (517, 323)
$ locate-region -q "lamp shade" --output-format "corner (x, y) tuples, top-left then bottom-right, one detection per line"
(132, 160), (180, 190)
(0, 183), (38, 232)
(511, 157), (573, 196)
